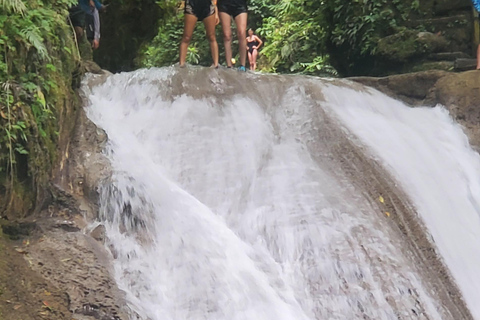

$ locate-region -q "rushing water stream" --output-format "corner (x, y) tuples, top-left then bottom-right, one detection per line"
(84, 67), (480, 320)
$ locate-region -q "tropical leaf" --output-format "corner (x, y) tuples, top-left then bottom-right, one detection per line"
(19, 26), (49, 61)
(0, 0), (26, 14)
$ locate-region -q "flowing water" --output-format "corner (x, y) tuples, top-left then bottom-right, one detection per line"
(83, 67), (480, 320)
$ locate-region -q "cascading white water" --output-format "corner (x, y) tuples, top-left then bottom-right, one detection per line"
(83, 67), (480, 320)
(324, 85), (480, 320)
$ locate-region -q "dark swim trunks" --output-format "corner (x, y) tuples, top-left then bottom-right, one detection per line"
(185, 0), (215, 21)
(68, 5), (85, 28)
(217, 0), (247, 17)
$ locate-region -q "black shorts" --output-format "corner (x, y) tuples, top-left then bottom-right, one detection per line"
(218, 0), (247, 17)
(185, 0), (215, 21)
(68, 5), (85, 28)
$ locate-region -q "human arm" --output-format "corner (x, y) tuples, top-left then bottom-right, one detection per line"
(254, 36), (263, 50)
(89, 0), (107, 12)
(213, 0), (219, 25)
(93, 8), (100, 46)
(92, 0), (102, 10)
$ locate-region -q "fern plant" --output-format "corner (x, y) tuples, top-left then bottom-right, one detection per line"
(0, 0), (26, 14)
(20, 26), (49, 61)
(0, 0), (78, 214)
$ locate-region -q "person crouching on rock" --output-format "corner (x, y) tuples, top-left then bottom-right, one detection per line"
(180, 0), (220, 68)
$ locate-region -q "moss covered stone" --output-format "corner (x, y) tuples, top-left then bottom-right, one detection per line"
(411, 60), (454, 72)
(0, 0), (81, 218)
(377, 30), (448, 63)
(324, 0), (473, 75)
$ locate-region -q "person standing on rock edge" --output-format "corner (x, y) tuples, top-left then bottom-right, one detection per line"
(473, 0), (480, 69)
(85, 6), (101, 50)
(217, 0), (248, 71)
(68, 0), (105, 47)
(180, 0), (220, 68)
(246, 28), (262, 71)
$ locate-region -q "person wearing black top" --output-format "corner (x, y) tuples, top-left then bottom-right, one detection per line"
(246, 28), (262, 70)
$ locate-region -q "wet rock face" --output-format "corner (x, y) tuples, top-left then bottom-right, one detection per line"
(350, 70), (449, 105)
(1, 222), (38, 240)
(0, 68), (128, 320)
(28, 221), (127, 320)
(90, 224), (106, 243)
(0, 205), (128, 320)
(377, 31), (449, 63)
(40, 70), (129, 319)
(53, 71), (112, 221)
(427, 71), (480, 149)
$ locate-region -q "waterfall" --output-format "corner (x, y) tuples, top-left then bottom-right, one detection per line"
(83, 67), (480, 320)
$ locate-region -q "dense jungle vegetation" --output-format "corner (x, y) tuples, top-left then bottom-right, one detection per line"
(0, 0), (78, 215)
(140, 0), (429, 76)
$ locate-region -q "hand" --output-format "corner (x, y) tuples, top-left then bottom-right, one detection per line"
(89, 0), (94, 7)
(253, 46), (258, 50)
(92, 39), (100, 50)
(99, 4), (108, 12)
(215, 12), (219, 25)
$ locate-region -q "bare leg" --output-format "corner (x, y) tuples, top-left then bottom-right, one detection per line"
(203, 14), (219, 67)
(234, 13), (247, 67)
(248, 51), (253, 70)
(219, 12), (233, 67)
(477, 44), (480, 70)
(252, 49), (258, 71)
(179, 14), (198, 67)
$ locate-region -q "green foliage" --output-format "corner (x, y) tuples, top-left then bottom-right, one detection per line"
(254, 0), (424, 75)
(246, 0), (275, 30)
(140, 0), (222, 68)
(20, 26), (50, 61)
(0, 0), (26, 14)
(322, 0), (425, 74)
(255, 0), (334, 75)
(0, 0), (78, 210)
(140, 0), (334, 74)
(326, 0), (403, 56)
(139, 0), (426, 75)
(140, 8), (185, 67)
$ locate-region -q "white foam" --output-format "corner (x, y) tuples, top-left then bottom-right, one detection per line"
(324, 83), (480, 319)
(82, 68), (472, 319)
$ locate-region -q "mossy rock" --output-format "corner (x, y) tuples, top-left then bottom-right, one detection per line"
(410, 60), (454, 72)
(1, 222), (37, 240)
(445, 26), (472, 53)
(377, 30), (449, 62)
